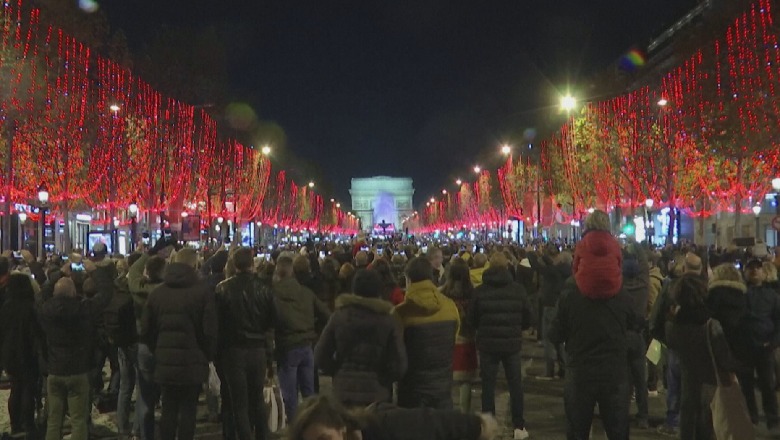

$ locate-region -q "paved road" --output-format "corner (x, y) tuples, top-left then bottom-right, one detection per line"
(3, 337), (778, 439)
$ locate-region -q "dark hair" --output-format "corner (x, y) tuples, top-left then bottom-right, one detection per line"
(670, 273), (709, 325)
(0, 256), (9, 276)
(405, 257), (433, 283)
(145, 256), (166, 283)
(210, 250), (230, 274)
(293, 255), (311, 275)
(233, 248), (254, 273)
(127, 253), (143, 269)
(370, 258), (396, 286)
(289, 395), (370, 440)
(442, 258), (473, 300)
(7, 273), (34, 302)
(352, 269), (383, 298)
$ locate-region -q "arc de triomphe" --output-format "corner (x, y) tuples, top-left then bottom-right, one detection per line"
(349, 177), (414, 232)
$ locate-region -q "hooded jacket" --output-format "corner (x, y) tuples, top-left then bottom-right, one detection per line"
(469, 266), (488, 287)
(140, 262), (218, 385)
(392, 280), (459, 407)
(315, 294), (407, 406)
(621, 247), (649, 331)
(706, 279), (750, 368)
(272, 277), (330, 353)
(469, 266), (530, 354)
(573, 230), (623, 299)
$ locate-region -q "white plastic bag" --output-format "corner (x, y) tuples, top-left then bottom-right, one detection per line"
(207, 362), (221, 395)
(264, 381), (286, 432)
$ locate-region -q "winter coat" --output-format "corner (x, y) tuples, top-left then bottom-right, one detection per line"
(360, 404), (482, 440)
(272, 277), (330, 353)
(622, 251), (649, 332)
(103, 278), (137, 348)
(0, 294), (42, 377)
(573, 230), (623, 299)
(39, 295), (100, 376)
(707, 280), (751, 368)
(392, 280), (459, 406)
(440, 284), (477, 381)
(140, 262), (218, 386)
(215, 272), (276, 351)
(744, 283), (780, 348)
(469, 266), (488, 287)
(469, 266), (530, 354)
(527, 252), (571, 308)
(549, 247), (634, 382)
(315, 294), (407, 406)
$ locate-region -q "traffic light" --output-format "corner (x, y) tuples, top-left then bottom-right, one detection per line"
(622, 223), (635, 236)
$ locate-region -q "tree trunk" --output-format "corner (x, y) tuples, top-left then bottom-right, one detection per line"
(733, 158), (743, 240)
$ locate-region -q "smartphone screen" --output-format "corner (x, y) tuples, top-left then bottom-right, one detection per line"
(318, 251), (326, 259)
(71, 262), (85, 272)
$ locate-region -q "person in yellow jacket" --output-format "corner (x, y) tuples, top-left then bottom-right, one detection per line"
(470, 253), (489, 287)
(393, 257), (460, 410)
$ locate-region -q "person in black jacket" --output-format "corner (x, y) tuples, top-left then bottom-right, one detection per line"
(215, 247), (276, 440)
(527, 245), (571, 379)
(39, 276), (101, 440)
(549, 211), (634, 440)
(103, 252), (142, 437)
(140, 248), (218, 440)
(621, 243), (650, 429)
(288, 394), (497, 440)
(315, 269), (407, 406)
(469, 252), (531, 440)
(0, 273), (43, 436)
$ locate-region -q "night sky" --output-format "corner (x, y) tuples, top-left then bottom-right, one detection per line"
(103, 0), (698, 205)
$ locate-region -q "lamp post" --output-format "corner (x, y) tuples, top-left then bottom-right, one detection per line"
(753, 204), (762, 240)
(37, 183), (49, 258)
(128, 201), (138, 253)
(645, 198), (654, 245)
(217, 216), (224, 244)
(773, 177), (780, 246)
(18, 211), (27, 251)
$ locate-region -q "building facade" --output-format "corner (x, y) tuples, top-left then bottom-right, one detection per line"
(349, 177), (414, 233)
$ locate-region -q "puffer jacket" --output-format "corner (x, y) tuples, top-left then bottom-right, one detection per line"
(0, 292), (42, 377)
(272, 277), (330, 353)
(140, 262), (217, 385)
(315, 294), (407, 406)
(392, 280), (459, 407)
(573, 230), (623, 299)
(215, 272), (275, 351)
(469, 266), (530, 354)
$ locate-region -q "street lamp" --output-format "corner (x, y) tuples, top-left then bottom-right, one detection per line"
(773, 177), (780, 246)
(261, 145), (271, 155)
(18, 211), (26, 251)
(473, 165), (481, 174)
(501, 144), (511, 155)
(657, 98), (668, 107)
(37, 183), (49, 258)
(645, 198), (655, 245)
(561, 95), (577, 112)
(109, 104), (121, 113)
(128, 201), (138, 252)
(455, 178), (462, 186)
(336, 203), (341, 208)
(442, 189), (447, 195)
(308, 181), (315, 188)
(753, 204), (762, 239)
(430, 197), (435, 203)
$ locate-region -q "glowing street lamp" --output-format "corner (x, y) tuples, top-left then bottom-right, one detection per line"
(455, 178), (462, 186)
(657, 98), (668, 107)
(109, 104), (121, 113)
(501, 144), (511, 155)
(336, 203), (341, 208)
(430, 197), (435, 203)
(308, 181), (315, 188)
(442, 189), (447, 195)
(473, 165), (481, 174)
(261, 145), (271, 155)
(181, 211), (189, 218)
(561, 95), (577, 112)
(37, 183), (49, 204)
(645, 198), (654, 209)
(18, 212), (27, 223)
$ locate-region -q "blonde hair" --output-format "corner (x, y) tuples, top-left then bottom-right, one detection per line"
(489, 252), (509, 269)
(53, 277), (77, 297)
(585, 209), (611, 232)
(173, 248), (198, 268)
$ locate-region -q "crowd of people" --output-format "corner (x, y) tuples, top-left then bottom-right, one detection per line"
(0, 208), (779, 440)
